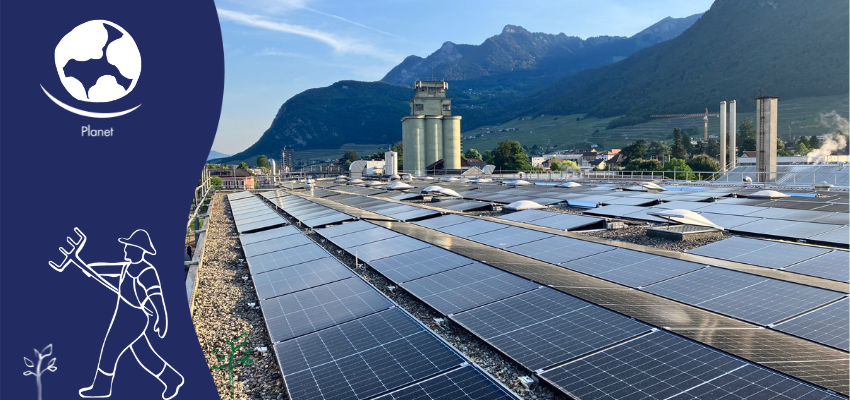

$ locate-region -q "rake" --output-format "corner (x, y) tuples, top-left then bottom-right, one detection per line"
(48, 227), (119, 295)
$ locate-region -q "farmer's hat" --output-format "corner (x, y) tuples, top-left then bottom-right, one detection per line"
(118, 229), (157, 255)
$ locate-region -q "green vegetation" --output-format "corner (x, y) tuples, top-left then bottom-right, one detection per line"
(237, 162), (249, 171)
(210, 176), (222, 190)
(464, 148), (482, 160)
(256, 155), (270, 169)
(687, 154), (719, 172)
(529, 0), (848, 128)
(211, 333), (253, 399)
(550, 159), (579, 172)
(340, 150), (360, 168)
(491, 140), (531, 171)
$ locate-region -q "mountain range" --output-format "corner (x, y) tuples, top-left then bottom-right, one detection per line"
(217, 0), (848, 164)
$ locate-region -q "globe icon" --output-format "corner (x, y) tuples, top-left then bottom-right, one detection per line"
(54, 20), (141, 103)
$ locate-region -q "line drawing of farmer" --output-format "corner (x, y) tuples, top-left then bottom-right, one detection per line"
(49, 228), (184, 399)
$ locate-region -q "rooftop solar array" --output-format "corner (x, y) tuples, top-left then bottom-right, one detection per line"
(246, 243), (331, 275)
(687, 237), (846, 281)
(540, 331), (842, 400)
(333, 194), (442, 221)
(367, 246), (475, 283)
(261, 277), (392, 343)
(231, 198), (515, 400)
(275, 308), (464, 400)
(253, 257), (355, 300)
(559, 248), (707, 288)
(643, 267), (846, 325)
(785, 251), (850, 282)
(228, 192), (289, 233)
(466, 226), (554, 249)
(401, 262), (539, 315)
(270, 188), (849, 398)
(774, 299), (849, 351)
(452, 287), (651, 371)
(270, 193), (355, 228)
(372, 365), (516, 400)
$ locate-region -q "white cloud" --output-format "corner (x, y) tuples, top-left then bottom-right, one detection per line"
(255, 48), (310, 57)
(217, 8), (401, 62)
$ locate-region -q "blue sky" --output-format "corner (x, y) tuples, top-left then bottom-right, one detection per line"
(213, 0), (713, 154)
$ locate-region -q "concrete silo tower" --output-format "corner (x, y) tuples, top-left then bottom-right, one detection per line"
(401, 80), (461, 175)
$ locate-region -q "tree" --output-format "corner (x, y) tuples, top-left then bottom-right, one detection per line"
(776, 138), (791, 156)
(621, 139), (648, 160)
(797, 136), (810, 149)
(464, 148), (482, 160)
(794, 141), (810, 155)
(210, 176), (223, 190)
(624, 159), (662, 171)
(681, 130), (693, 155)
(237, 162), (249, 171)
(738, 118), (756, 153)
(23, 344), (57, 400)
(809, 135), (820, 149)
(341, 150), (360, 168)
(256, 155), (270, 169)
(646, 141), (671, 161)
(662, 158), (694, 180)
(705, 139), (720, 159)
(687, 154), (719, 172)
(550, 159), (579, 172)
(491, 140), (532, 171)
(481, 150), (495, 164)
(672, 128), (688, 160)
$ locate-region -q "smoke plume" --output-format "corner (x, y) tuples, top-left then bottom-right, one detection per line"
(806, 111), (848, 164)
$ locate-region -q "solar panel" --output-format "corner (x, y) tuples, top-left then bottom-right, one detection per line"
(585, 204), (649, 218)
(367, 247), (475, 283)
(560, 249), (707, 288)
(540, 331), (745, 400)
(326, 227), (400, 249)
(452, 288), (651, 371)
(232, 209), (278, 222)
(602, 197), (658, 206)
(227, 191), (255, 201)
(643, 267), (846, 325)
(302, 213), (355, 228)
(239, 225), (301, 245)
(400, 263), (538, 315)
(261, 278), (391, 343)
(346, 235), (432, 262)
(498, 209), (556, 223)
(785, 251), (850, 282)
(732, 219), (844, 240)
(670, 364), (845, 400)
(653, 200), (711, 210)
(372, 365), (516, 400)
(237, 217), (288, 234)
(242, 234), (315, 258)
(413, 214), (475, 229)
(247, 243), (331, 275)
(253, 257), (355, 300)
(506, 236), (613, 265)
(747, 208), (836, 223)
(694, 212), (762, 228)
(275, 308), (463, 400)
(808, 226), (850, 246)
(435, 219), (509, 238)
(694, 203), (769, 215)
(441, 201), (491, 212)
(393, 208), (443, 221)
(774, 298), (849, 351)
(687, 237), (831, 269)
(467, 226), (553, 249)
(318, 220), (378, 238)
(234, 212), (284, 227)
(528, 213), (603, 231)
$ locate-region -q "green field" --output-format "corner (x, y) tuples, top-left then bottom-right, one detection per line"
(462, 94), (848, 153)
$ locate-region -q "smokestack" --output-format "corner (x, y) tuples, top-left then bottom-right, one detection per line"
(720, 101), (727, 173)
(729, 100), (737, 169)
